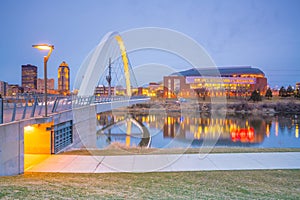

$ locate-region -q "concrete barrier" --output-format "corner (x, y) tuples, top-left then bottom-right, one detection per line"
(0, 117), (51, 176)
(0, 121), (23, 176)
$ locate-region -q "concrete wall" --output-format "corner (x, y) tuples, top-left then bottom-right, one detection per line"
(72, 105), (97, 149)
(0, 121), (23, 176)
(0, 117), (53, 176)
(0, 106), (84, 176)
(0, 107), (76, 176)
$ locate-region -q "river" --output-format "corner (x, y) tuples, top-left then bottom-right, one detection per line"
(96, 111), (300, 149)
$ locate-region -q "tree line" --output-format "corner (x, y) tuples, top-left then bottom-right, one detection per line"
(249, 85), (300, 102)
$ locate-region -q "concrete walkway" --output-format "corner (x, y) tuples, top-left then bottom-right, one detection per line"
(25, 152), (300, 173)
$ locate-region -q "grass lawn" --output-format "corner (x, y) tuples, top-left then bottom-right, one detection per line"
(0, 170), (299, 199)
(61, 147), (300, 156)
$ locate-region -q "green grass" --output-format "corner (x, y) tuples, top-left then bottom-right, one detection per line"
(61, 147), (300, 156)
(0, 170), (299, 199)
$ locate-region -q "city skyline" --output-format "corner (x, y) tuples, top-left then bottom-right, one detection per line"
(0, 0), (299, 88)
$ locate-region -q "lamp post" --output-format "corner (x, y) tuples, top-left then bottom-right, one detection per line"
(32, 44), (54, 117)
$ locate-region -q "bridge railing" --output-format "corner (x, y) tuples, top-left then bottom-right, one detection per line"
(72, 95), (128, 107)
(0, 95), (72, 124)
(0, 95), (149, 124)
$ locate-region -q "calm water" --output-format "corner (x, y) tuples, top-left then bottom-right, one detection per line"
(96, 112), (300, 149)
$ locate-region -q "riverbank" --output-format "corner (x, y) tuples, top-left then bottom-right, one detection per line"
(125, 98), (300, 115)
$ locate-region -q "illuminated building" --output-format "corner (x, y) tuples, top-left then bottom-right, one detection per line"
(0, 81), (8, 96)
(148, 82), (164, 97)
(94, 85), (115, 96)
(21, 64), (37, 92)
(133, 87), (150, 96)
(58, 61), (70, 95)
(164, 66), (268, 98)
(37, 78), (55, 94)
(296, 82), (300, 90)
(7, 84), (23, 96)
(296, 82), (300, 97)
(131, 82), (164, 97)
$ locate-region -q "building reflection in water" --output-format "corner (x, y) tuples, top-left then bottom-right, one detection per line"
(97, 112), (299, 147)
(159, 114), (265, 144)
(296, 124), (299, 138)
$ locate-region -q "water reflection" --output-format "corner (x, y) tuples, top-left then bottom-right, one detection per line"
(96, 112), (300, 148)
(97, 114), (151, 148)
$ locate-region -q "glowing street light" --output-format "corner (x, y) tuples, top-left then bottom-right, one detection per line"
(32, 43), (54, 117)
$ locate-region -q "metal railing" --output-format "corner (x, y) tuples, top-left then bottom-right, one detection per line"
(0, 95), (72, 124)
(72, 95), (127, 108)
(0, 94), (149, 124)
(0, 97), (3, 124)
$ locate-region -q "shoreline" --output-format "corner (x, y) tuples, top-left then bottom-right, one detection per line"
(123, 99), (300, 115)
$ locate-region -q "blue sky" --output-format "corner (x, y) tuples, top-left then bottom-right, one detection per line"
(0, 0), (299, 89)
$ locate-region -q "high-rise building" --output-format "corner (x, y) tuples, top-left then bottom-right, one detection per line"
(58, 61), (70, 95)
(21, 64), (37, 92)
(0, 81), (8, 97)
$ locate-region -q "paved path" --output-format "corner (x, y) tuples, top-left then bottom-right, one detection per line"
(25, 152), (300, 173)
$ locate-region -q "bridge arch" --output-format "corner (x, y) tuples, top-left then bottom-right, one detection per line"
(75, 32), (132, 96)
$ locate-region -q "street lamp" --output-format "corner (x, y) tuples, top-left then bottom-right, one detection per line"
(32, 43), (54, 117)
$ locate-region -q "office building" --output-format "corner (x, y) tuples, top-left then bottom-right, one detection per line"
(58, 61), (70, 95)
(94, 85), (115, 96)
(0, 81), (8, 97)
(37, 78), (55, 94)
(21, 64), (37, 92)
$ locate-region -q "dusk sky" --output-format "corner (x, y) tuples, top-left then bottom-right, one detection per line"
(0, 0), (299, 89)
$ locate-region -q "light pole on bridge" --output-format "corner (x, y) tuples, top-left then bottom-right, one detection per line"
(32, 43), (54, 117)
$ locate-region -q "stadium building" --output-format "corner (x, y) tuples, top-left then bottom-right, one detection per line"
(163, 66), (267, 98)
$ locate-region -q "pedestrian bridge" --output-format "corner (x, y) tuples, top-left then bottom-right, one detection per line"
(0, 95), (149, 176)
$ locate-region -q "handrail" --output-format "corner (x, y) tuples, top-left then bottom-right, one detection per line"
(0, 95), (150, 124)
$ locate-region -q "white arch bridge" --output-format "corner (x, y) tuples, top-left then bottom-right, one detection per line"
(0, 31), (150, 176)
(74, 31), (138, 97)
